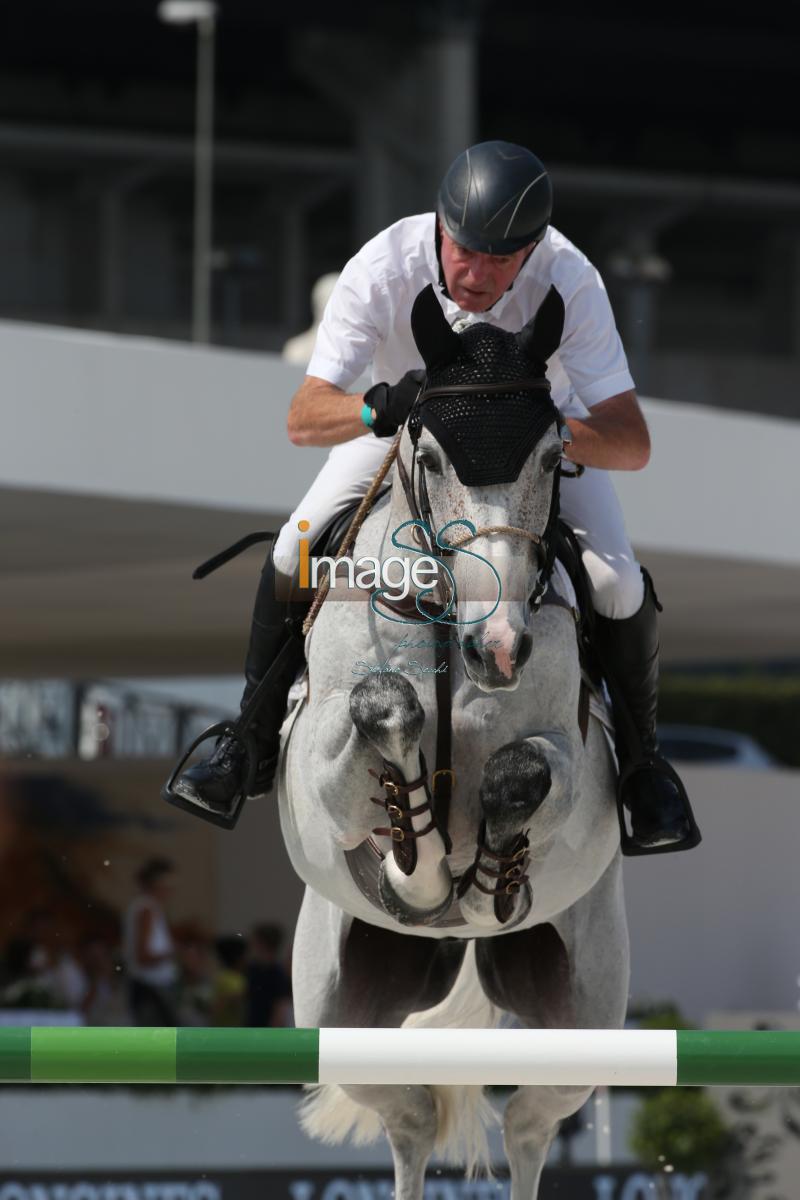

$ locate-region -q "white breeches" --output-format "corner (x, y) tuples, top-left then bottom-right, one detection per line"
(273, 433), (644, 620)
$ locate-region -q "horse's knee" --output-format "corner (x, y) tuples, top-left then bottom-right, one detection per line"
(584, 555), (644, 620)
(480, 739), (551, 831)
(504, 1083), (592, 1148)
(349, 673), (425, 756)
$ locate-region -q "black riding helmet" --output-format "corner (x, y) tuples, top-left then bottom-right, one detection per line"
(437, 140), (553, 256)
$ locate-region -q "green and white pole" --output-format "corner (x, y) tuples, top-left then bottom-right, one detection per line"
(2, 1028), (800, 1086)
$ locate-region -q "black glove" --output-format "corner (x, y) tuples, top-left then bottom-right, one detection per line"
(365, 369), (425, 437)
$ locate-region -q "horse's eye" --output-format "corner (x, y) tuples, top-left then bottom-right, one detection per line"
(541, 451), (561, 474)
(418, 452), (442, 474)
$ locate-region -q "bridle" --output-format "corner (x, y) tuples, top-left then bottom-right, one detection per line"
(388, 375), (571, 623)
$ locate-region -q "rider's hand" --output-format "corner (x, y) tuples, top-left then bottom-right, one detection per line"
(365, 370), (425, 437)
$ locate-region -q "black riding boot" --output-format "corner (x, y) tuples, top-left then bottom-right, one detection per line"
(593, 569), (700, 854)
(163, 549), (308, 829)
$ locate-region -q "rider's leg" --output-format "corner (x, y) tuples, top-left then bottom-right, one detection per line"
(168, 433), (394, 823)
(559, 467), (692, 850)
(272, 432), (396, 576)
(169, 545), (307, 820)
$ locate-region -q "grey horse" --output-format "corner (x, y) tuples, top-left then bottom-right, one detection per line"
(277, 285), (629, 1199)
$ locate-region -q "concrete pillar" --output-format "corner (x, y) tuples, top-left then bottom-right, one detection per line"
(761, 230), (800, 356)
(293, 15), (478, 245)
(606, 232), (672, 393)
(282, 207), (306, 337)
(97, 165), (159, 331)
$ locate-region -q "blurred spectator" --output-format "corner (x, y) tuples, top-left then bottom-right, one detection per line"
(282, 273), (339, 367)
(79, 937), (128, 1025)
(0, 909), (89, 1010)
(122, 857), (178, 1024)
(0, 936), (54, 1009)
(212, 934), (248, 1027)
(28, 908), (88, 1007)
(246, 923), (292, 1027)
(174, 922), (214, 1026)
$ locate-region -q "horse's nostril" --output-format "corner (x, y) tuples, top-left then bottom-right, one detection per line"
(462, 636), (482, 666)
(516, 632), (533, 669)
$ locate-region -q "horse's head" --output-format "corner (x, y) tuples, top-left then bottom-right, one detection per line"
(398, 283), (567, 691)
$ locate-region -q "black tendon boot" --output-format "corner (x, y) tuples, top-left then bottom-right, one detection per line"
(593, 569), (702, 856)
(162, 549), (308, 830)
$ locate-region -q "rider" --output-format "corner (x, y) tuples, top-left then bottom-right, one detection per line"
(166, 139), (694, 854)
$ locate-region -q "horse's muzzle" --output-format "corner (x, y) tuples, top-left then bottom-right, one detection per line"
(461, 626), (533, 690)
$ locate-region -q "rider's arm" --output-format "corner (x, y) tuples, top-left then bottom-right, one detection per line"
(287, 376), (372, 447)
(563, 389), (651, 471)
(287, 252), (390, 447)
(556, 257), (650, 470)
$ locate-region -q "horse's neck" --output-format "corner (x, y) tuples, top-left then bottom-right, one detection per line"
(358, 482), (421, 566)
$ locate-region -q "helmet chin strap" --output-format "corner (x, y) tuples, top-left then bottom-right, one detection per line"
(434, 218), (540, 311)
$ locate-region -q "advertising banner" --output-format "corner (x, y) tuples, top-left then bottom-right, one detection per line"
(0, 1168), (710, 1200)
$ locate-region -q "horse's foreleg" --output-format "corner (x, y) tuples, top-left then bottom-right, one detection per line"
(459, 734), (572, 929)
(349, 673), (452, 925)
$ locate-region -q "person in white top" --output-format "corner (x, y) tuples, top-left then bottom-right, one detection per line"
(281, 273), (341, 367)
(122, 857), (179, 1024)
(166, 141), (695, 855)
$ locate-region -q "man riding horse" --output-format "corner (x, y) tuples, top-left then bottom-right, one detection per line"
(165, 139), (697, 857)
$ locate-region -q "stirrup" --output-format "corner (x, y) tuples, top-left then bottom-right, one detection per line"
(161, 719), (259, 831)
(162, 634), (302, 831)
(615, 756), (702, 857)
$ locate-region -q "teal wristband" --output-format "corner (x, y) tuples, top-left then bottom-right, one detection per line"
(361, 402), (375, 429)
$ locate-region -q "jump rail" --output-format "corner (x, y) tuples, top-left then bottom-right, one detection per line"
(1, 1028), (799, 1086)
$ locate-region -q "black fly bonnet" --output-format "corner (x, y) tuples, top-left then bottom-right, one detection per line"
(410, 317), (559, 487)
(408, 283), (565, 484)
(404, 283), (569, 596)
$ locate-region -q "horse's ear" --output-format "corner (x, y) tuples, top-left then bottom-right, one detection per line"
(517, 285), (565, 365)
(410, 284), (461, 370)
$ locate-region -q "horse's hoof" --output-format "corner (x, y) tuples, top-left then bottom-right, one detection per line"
(378, 862), (454, 928)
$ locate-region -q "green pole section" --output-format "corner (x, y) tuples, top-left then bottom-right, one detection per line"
(0, 1028), (320, 1084)
(31, 1027), (177, 1083)
(0, 1026), (31, 1081)
(677, 1030), (800, 1086)
(176, 1027), (319, 1083)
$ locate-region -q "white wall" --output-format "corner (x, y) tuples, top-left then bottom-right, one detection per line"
(1, 320), (326, 512)
(216, 766), (800, 1028)
(2, 319), (799, 566)
(624, 766), (800, 1022)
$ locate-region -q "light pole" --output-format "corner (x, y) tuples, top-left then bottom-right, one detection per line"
(157, 0), (217, 345)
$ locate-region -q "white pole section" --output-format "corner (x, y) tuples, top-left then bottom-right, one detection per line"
(318, 1028), (678, 1087)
